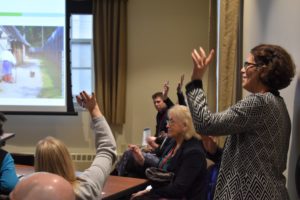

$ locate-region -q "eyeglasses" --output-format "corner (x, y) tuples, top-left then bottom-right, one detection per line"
(166, 119), (175, 126)
(243, 61), (260, 70)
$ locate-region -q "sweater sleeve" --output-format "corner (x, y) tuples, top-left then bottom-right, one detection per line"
(77, 116), (117, 199)
(185, 80), (267, 136)
(164, 98), (174, 109)
(0, 153), (19, 193)
(177, 92), (187, 106)
(150, 151), (206, 198)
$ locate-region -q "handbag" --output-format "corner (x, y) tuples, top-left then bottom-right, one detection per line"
(145, 167), (174, 182)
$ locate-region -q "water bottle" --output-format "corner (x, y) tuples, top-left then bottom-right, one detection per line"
(142, 128), (151, 146)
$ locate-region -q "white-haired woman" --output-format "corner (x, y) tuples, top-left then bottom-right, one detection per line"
(131, 105), (207, 200)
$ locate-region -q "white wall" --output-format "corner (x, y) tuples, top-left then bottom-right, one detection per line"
(244, 0), (300, 199)
(118, 0), (209, 151)
(4, 111), (94, 154)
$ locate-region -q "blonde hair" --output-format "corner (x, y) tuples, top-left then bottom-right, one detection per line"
(35, 136), (78, 188)
(168, 105), (200, 140)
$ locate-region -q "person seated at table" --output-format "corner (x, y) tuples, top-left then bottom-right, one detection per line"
(139, 76), (187, 163)
(201, 135), (222, 200)
(0, 113), (18, 195)
(145, 76), (187, 151)
(148, 76), (187, 148)
(10, 172), (75, 200)
(34, 91), (117, 200)
(131, 105), (207, 200)
(151, 81), (175, 145)
(116, 82), (175, 178)
(116, 77), (188, 178)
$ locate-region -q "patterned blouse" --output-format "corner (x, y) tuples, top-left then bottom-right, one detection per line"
(186, 80), (290, 200)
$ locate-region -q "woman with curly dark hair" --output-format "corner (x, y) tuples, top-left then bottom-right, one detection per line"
(186, 44), (295, 200)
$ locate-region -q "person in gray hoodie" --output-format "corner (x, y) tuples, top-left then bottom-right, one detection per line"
(34, 91), (117, 200)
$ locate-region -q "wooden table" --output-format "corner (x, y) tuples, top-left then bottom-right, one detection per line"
(15, 164), (34, 175)
(15, 165), (149, 200)
(102, 175), (149, 200)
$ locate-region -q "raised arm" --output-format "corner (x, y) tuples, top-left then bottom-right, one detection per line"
(186, 48), (267, 136)
(76, 91), (102, 119)
(162, 81), (174, 108)
(190, 47), (214, 81)
(202, 136), (223, 163)
(162, 81), (170, 101)
(177, 75), (186, 106)
(76, 91), (117, 198)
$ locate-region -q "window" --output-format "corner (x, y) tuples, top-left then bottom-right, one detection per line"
(70, 15), (93, 103)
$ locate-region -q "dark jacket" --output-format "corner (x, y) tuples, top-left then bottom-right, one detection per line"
(151, 137), (208, 200)
(155, 98), (174, 138)
(154, 98), (174, 157)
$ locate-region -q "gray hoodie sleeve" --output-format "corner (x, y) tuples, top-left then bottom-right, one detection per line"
(76, 116), (117, 200)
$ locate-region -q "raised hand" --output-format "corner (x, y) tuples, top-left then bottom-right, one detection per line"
(162, 81), (170, 100)
(128, 144), (145, 166)
(201, 135), (218, 155)
(177, 74), (185, 93)
(191, 47), (215, 80)
(76, 91), (102, 118)
(146, 136), (159, 149)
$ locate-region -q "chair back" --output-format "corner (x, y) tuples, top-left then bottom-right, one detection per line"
(11, 153), (34, 166)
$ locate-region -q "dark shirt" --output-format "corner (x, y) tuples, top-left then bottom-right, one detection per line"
(177, 92), (187, 106)
(151, 137), (208, 200)
(155, 98), (174, 138)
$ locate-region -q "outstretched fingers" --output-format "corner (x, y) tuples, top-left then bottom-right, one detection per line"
(76, 95), (83, 106)
(76, 91), (97, 110)
(192, 49), (203, 66)
(191, 51), (199, 67)
(200, 47), (208, 66)
(191, 47), (215, 81)
(76, 91), (89, 107)
(162, 81), (170, 100)
(206, 49), (215, 65)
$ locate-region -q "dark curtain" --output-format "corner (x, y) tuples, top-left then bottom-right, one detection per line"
(93, 0), (127, 124)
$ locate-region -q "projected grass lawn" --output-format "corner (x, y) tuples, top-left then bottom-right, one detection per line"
(39, 58), (62, 98)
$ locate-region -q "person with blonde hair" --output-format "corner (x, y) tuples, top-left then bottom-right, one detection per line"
(131, 105), (207, 200)
(35, 91), (117, 200)
(35, 136), (78, 187)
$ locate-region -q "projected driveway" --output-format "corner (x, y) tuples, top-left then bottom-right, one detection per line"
(0, 58), (42, 98)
